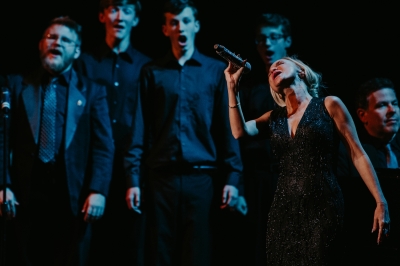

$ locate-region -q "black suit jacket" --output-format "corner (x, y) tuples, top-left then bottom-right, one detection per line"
(0, 68), (114, 215)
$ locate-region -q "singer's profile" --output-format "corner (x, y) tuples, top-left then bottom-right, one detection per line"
(223, 55), (390, 265)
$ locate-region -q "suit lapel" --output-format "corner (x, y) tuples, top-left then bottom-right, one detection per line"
(65, 70), (86, 149)
(22, 82), (42, 144)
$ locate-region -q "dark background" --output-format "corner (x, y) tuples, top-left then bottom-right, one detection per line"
(1, 0), (399, 115)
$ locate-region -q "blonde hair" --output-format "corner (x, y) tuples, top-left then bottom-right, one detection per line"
(270, 56), (322, 107)
(270, 87), (286, 107)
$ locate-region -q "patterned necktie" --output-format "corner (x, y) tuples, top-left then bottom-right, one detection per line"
(385, 144), (399, 169)
(38, 79), (57, 163)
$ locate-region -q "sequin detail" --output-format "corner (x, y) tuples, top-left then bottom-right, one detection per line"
(266, 97), (344, 265)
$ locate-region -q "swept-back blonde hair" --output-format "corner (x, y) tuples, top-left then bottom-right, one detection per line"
(270, 56), (322, 107)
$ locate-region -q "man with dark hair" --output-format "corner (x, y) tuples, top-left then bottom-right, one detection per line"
(337, 77), (399, 265)
(126, 0), (242, 265)
(338, 77), (400, 175)
(74, 0), (150, 264)
(237, 12), (292, 266)
(0, 16), (114, 265)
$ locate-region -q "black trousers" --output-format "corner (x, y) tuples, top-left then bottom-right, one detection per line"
(146, 167), (215, 266)
(88, 156), (145, 266)
(15, 159), (91, 266)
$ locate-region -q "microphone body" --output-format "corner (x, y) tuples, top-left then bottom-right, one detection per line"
(2, 87), (10, 114)
(214, 44), (251, 74)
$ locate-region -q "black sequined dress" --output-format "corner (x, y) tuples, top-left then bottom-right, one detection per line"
(266, 97), (344, 265)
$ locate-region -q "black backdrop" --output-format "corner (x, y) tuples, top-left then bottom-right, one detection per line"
(1, 0), (399, 116)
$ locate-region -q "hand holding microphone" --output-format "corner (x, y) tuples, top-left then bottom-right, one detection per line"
(214, 44), (251, 74)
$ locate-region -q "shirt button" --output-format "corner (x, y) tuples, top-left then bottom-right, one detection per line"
(114, 101), (117, 104)
(112, 119), (117, 123)
(116, 64), (119, 68)
(182, 87), (186, 91)
(114, 82), (119, 86)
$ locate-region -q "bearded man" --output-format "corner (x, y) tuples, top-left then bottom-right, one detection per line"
(0, 16), (114, 266)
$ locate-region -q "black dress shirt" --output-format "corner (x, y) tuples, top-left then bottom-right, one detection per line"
(75, 43), (151, 187)
(337, 128), (400, 177)
(139, 49), (243, 187)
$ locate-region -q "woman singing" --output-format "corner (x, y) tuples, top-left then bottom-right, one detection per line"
(223, 56), (390, 265)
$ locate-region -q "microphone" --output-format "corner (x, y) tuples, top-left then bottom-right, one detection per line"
(214, 44), (251, 74)
(1, 87), (10, 114)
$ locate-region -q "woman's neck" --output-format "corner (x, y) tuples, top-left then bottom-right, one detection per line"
(284, 85), (312, 116)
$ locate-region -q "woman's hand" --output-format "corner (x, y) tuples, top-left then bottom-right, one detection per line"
(372, 201), (390, 244)
(223, 61), (245, 95)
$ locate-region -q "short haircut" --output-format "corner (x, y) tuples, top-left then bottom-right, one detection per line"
(45, 16), (82, 45)
(163, 0), (198, 23)
(255, 13), (291, 37)
(99, 0), (142, 16)
(355, 78), (396, 109)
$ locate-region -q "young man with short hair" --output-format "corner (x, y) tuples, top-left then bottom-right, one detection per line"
(74, 0), (150, 264)
(126, 1), (243, 265)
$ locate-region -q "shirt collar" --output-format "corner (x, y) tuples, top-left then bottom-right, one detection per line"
(360, 128), (391, 149)
(41, 67), (72, 86)
(164, 48), (202, 67)
(98, 42), (135, 63)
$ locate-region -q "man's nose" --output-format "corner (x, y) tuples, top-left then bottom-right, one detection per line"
(52, 37), (63, 46)
(116, 10), (123, 20)
(388, 104), (399, 114)
(177, 22), (184, 31)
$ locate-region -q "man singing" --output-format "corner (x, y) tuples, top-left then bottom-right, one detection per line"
(0, 16), (114, 265)
(125, 0), (243, 265)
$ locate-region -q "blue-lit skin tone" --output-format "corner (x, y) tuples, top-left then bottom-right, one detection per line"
(40, 24), (106, 223)
(162, 7), (240, 210)
(100, 5), (142, 213)
(256, 25), (291, 70)
(162, 7), (200, 65)
(99, 4), (139, 53)
(39, 24), (81, 76)
(225, 57), (390, 243)
(358, 88), (400, 142)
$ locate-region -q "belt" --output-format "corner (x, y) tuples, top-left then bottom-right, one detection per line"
(154, 164), (218, 174)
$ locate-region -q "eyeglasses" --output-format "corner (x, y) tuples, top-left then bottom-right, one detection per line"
(255, 33), (285, 45)
(44, 33), (79, 47)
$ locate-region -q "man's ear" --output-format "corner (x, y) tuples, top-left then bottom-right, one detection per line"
(162, 24), (169, 37)
(284, 36), (292, 49)
(131, 16), (139, 28)
(99, 12), (105, 23)
(74, 46), (81, 59)
(194, 20), (200, 33)
(357, 108), (367, 124)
